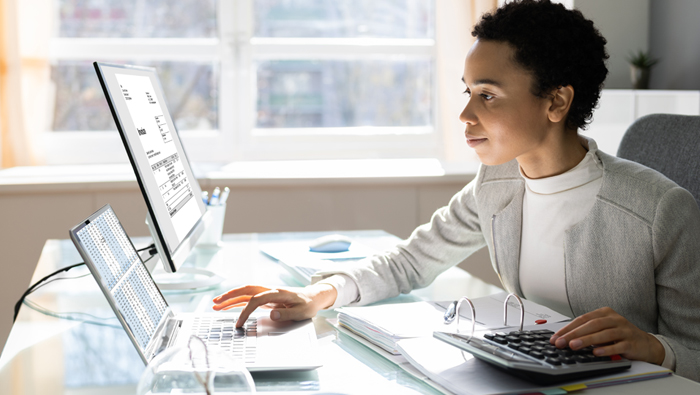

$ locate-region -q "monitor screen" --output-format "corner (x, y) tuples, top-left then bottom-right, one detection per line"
(94, 63), (207, 272)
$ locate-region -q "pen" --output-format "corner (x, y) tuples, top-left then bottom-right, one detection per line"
(209, 187), (221, 206)
(218, 187), (230, 205)
(201, 190), (209, 205)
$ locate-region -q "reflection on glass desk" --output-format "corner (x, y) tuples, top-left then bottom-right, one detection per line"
(2, 232), (699, 395)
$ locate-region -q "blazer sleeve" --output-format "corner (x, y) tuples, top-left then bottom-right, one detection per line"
(314, 172), (488, 306)
(651, 186), (700, 381)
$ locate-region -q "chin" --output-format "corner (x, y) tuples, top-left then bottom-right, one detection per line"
(475, 153), (514, 167)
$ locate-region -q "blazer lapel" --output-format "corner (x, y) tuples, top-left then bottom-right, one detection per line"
(491, 184), (525, 296)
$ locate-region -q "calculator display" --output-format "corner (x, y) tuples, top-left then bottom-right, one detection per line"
(75, 207), (168, 350)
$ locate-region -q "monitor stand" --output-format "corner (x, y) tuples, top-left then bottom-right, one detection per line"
(144, 213), (225, 291)
(146, 255), (225, 291)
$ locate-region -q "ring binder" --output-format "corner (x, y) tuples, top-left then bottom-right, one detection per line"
(503, 293), (524, 331)
(444, 293), (526, 333)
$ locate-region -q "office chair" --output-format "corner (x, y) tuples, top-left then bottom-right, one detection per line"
(617, 113), (700, 209)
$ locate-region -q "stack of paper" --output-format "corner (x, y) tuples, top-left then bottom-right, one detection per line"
(337, 292), (570, 355)
(338, 301), (455, 355)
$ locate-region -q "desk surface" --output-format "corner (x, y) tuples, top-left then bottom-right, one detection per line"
(2, 232), (698, 395)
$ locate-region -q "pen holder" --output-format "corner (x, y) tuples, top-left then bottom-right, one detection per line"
(198, 203), (226, 247)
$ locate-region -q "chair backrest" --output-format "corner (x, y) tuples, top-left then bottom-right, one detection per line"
(617, 113), (700, 209)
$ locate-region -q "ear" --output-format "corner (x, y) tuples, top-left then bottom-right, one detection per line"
(547, 85), (574, 125)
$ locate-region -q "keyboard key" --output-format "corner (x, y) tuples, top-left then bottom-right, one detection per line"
(493, 336), (508, 344)
(529, 351), (545, 359)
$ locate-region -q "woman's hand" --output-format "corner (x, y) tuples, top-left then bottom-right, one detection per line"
(212, 283), (338, 328)
(550, 307), (665, 365)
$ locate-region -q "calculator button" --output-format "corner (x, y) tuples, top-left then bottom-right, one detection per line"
(506, 336), (521, 343)
(483, 333), (496, 340)
(545, 357), (562, 366)
(574, 354), (594, 363)
(558, 349), (574, 357)
(532, 330), (555, 335)
(493, 336), (508, 344)
(562, 356), (577, 364)
(518, 346), (532, 353)
(529, 351), (545, 359)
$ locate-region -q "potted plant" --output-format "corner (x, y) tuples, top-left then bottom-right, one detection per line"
(627, 50), (659, 89)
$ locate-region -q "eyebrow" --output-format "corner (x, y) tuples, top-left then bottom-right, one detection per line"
(461, 76), (503, 87)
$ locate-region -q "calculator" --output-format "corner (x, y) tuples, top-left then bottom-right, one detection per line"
(433, 329), (631, 385)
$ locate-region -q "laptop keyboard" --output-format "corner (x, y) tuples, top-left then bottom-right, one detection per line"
(192, 317), (258, 364)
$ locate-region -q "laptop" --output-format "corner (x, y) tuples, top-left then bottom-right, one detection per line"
(69, 204), (321, 371)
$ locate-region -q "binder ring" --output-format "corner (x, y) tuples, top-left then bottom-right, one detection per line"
(503, 293), (525, 331)
(456, 296), (476, 338)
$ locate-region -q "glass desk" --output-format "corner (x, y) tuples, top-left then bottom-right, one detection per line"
(2, 232), (698, 394)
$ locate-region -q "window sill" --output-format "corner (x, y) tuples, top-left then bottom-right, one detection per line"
(0, 159), (479, 194)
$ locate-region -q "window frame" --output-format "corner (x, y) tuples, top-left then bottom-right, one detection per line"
(45, 0), (443, 165)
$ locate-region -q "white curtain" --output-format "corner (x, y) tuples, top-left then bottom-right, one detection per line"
(436, 0), (497, 163)
(0, 0), (52, 168)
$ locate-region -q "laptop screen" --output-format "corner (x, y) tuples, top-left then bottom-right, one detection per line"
(70, 205), (169, 353)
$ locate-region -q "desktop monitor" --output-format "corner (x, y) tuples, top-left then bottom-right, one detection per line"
(94, 62), (210, 276)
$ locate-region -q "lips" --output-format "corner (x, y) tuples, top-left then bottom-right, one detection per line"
(465, 135), (487, 148)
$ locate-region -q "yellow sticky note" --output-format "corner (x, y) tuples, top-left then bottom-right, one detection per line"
(560, 383), (588, 392)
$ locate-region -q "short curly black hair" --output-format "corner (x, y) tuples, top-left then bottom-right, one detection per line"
(472, 0), (608, 131)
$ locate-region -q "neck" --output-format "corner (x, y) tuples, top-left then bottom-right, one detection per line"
(518, 130), (587, 179)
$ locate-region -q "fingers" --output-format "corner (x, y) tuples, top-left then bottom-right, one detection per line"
(271, 304), (315, 322)
(235, 289), (302, 328)
(551, 307), (617, 344)
(213, 295), (253, 311)
(213, 285), (270, 304)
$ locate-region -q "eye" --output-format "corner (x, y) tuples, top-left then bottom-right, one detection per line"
(463, 88), (471, 97)
(480, 93), (494, 101)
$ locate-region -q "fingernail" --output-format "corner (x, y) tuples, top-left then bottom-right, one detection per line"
(570, 339), (582, 349)
(555, 337), (567, 347)
(593, 348), (604, 356)
(550, 334), (559, 342)
(271, 310), (281, 321)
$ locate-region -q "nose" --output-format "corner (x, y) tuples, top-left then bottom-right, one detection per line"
(459, 98), (477, 125)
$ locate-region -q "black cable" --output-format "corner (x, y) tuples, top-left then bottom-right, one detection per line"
(14, 243), (159, 323)
(14, 262), (85, 322)
(136, 243), (155, 253)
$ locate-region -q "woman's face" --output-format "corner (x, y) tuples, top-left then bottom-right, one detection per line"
(460, 39), (555, 166)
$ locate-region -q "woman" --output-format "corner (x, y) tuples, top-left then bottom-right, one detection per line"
(212, 0), (700, 380)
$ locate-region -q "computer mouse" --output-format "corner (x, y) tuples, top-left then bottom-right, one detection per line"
(308, 234), (352, 253)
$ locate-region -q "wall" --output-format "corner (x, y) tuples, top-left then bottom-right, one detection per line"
(575, 0), (650, 89)
(648, 0), (700, 90)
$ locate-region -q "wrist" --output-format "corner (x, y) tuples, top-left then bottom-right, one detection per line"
(308, 283), (338, 310)
(647, 333), (666, 365)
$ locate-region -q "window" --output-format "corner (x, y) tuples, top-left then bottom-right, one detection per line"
(46, 0), (441, 165)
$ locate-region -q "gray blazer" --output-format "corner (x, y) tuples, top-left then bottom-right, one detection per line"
(318, 148), (700, 380)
